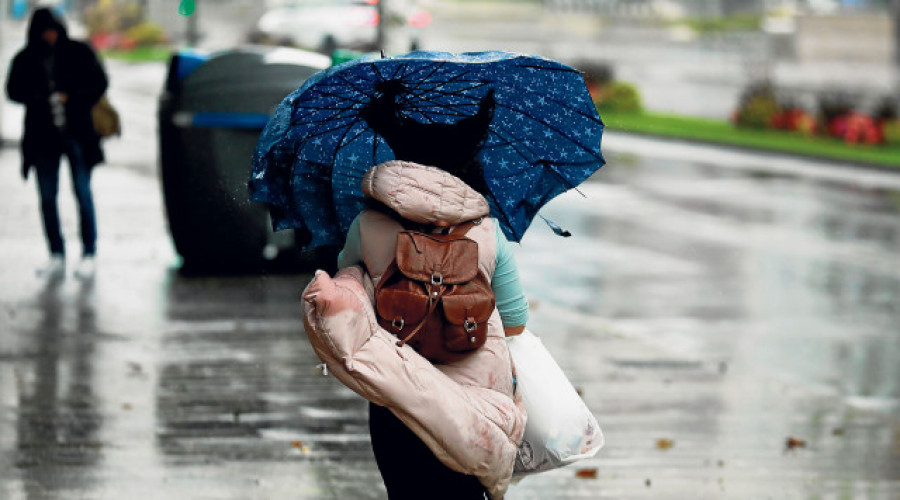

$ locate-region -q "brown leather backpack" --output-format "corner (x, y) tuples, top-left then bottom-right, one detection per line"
(375, 219), (495, 364)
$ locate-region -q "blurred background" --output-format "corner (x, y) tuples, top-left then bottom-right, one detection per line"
(0, 1), (898, 499)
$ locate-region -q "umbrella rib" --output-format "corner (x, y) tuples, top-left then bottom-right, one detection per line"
(398, 60), (448, 84)
(398, 65), (484, 95)
(296, 117), (356, 133)
(493, 101), (603, 160)
(310, 80), (377, 101)
(292, 105), (362, 127)
(400, 82), (492, 121)
(488, 127), (542, 165)
(300, 116), (363, 141)
(397, 96), (471, 124)
(397, 61), (484, 93)
(483, 130), (586, 220)
(300, 88), (369, 107)
(332, 116), (365, 153)
(402, 99), (480, 118)
(330, 69), (384, 99)
(488, 127), (592, 193)
(291, 102), (365, 135)
(542, 162), (586, 195)
(398, 103), (478, 122)
(291, 109), (355, 125)
(406, 81), (489, 105)
(412, 71), (485, 95)
(490, 129), (597, 195)
(371, 61), (396, 88)
(340, 123), (374, 149)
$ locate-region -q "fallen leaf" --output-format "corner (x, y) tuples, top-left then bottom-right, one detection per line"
(645, 478), (652, 487)
(656, 438), (675, 450)
(575, 468), (597, 479)
(832, 428), (845, 436)
(291, 441), (310, 453)
(122, 403), (132, 410)
(785, 437), (806, 450)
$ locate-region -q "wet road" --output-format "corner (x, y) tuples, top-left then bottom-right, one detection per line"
(1, 121), (898, 498)
(0, 12), (898, 494)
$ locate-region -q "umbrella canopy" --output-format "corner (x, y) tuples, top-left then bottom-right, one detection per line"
(249, 50), (605, 249)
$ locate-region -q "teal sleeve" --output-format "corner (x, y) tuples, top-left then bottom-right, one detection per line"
(492, 224), (529, 327)
(337, 215), (363, 269)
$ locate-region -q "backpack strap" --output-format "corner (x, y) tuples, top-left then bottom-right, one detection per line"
(394, 292), (441, 347)
(446, 217), (483, 236)
(387, 208), (483, 236)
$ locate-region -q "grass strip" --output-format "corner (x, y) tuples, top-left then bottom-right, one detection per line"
(600, 110), (900, 168)
(100, 46), (173, 63)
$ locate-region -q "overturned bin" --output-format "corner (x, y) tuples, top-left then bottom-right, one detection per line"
(158, 46), (332, 273)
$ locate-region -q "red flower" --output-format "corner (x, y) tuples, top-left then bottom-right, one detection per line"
(843, 112), (882, 145)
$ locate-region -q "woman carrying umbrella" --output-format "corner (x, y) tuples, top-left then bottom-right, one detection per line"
(332, 87), (529, 499)
(250, 51), (605, 498)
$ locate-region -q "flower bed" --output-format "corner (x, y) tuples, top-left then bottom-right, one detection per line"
(732, 81), (899, 147)
(85, 1), (169, 53)
(603, 109), (900, 167)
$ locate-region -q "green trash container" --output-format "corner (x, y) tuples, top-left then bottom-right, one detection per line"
(158, 46), (331, 273)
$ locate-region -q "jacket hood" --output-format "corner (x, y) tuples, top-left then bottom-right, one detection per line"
(28, 8), (68, 48)
(361, 161), (491, 226)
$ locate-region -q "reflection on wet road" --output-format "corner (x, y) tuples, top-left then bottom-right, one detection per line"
(515, 146), (900, 498)
(1, 139), (898, 498)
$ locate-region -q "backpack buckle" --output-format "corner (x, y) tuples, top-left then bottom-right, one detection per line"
(392, 317), (404, 331)
(431, 272), (443, 285)
(464, 318), (477, 333)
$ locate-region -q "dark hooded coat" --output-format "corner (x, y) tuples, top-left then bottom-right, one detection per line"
(6, 8), (108, 178)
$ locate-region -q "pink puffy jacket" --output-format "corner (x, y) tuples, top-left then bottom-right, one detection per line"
(302, 161), (526, 499)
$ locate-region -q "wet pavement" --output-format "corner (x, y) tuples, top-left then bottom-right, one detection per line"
(1, 123), (899, 497)
(0, 16), (899, 500)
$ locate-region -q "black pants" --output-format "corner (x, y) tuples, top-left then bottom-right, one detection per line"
(369, 402), (487, 500)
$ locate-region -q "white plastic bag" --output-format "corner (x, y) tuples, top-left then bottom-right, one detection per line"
(507, 330), (604, 476)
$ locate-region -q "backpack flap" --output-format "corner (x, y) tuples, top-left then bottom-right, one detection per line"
(376, 285), (431, 335)
(395, 231), (479, 285)
(441, 291), (495, 328)
(440, 285), (495, 351)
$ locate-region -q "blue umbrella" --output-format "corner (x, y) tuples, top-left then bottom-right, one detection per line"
(249, 50), (604, 249)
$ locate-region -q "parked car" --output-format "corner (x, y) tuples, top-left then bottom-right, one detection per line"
(249, 0), (431, 54)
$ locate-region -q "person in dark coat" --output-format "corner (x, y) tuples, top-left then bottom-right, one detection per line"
(6, 7), (108, 278)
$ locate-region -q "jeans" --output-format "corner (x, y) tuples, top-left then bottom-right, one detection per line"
(369, 402), (487, 500)
(34, 137), (96, 257)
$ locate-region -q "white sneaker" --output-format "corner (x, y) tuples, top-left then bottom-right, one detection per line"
(37, 255), (66, 278)
(74, 256), (96, 280)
